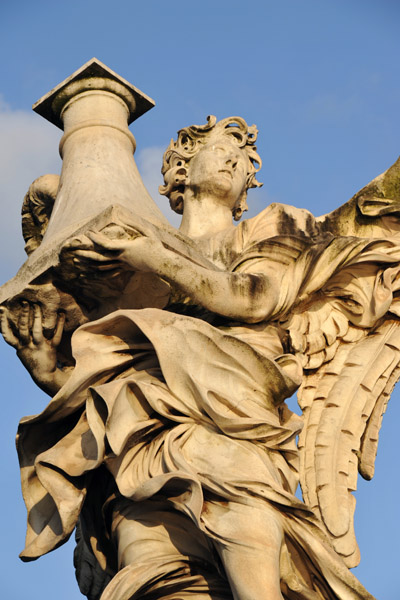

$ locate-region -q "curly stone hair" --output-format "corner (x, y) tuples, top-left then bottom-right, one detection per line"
(159, 115), (262, 221)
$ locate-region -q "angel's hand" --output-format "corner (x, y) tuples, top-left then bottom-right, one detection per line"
(0, 302), (69, 395)
(62, 230), (164, 274)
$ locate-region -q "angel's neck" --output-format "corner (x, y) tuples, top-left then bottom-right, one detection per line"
(179, 194), (234, 239)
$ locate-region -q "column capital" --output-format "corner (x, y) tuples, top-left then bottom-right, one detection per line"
(33, 57), (155, 129)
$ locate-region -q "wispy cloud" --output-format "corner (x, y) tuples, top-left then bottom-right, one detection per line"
(0, 104), (183, 285)
(0, 96), (61, 281)
(136, 145), (181, 228)
(304, 92), (359, 123)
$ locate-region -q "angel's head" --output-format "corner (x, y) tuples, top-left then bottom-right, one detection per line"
(159, 116), (262, 221)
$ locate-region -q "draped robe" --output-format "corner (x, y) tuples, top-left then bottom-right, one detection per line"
(18, 203), (398, 599)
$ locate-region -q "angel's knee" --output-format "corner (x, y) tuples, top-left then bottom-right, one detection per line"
(204, 500), (284, 600)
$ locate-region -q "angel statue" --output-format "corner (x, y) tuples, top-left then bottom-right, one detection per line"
(1, 114), (400, 600)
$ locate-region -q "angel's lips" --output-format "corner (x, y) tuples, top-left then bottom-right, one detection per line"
(218, 169), (233, 178)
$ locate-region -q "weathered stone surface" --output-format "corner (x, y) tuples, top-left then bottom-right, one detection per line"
(2, 60), (400, 600)
(0, 58), (166, 306)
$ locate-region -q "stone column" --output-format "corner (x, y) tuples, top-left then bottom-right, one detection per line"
(35, 59), (167, 241)
(0, 58), (167, 304)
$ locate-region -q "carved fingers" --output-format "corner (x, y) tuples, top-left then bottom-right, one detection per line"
(31, 303), (45, 345)
(0, 302), (65, 359)
(1, 303), (69, 395)
(61, 229), (162, 274)
(86, 230), (132, 252)
(52, 311), (66, 347)
(0, 302), (37, 350)
(19, 301), (34, 346)
(0, 306), (19, 348)
(63, 230), (137, 255)
(61, 232), (128, 277)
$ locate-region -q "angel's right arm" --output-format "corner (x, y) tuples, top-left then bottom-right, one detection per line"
(0, 302), (72, 396)
(69, 232), (282, 324)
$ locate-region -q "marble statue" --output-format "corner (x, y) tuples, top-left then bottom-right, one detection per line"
(1, 59), (400, 600)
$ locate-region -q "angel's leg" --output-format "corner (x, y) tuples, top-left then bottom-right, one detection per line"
(203, 500), (284, 600)
(106, 497), (232, 599)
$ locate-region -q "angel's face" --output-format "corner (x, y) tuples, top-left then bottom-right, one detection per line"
(186, 138), (248, 209)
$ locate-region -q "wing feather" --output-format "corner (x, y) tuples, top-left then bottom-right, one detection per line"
(291, 155), (400, 567)
(298, 318), (400, 567)
(359, 326), (400, 479)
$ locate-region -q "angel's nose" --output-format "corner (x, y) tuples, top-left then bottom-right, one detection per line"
(226, 158), (238, 170)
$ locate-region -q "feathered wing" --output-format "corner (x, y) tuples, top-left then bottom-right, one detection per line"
(316, 155), (400, 239)
(281, 155), (400, 568)
(297, 317), (400, 567)
(284, 256), (400, 567)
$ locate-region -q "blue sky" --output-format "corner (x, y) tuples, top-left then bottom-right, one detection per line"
(0, 1), (399, 598)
